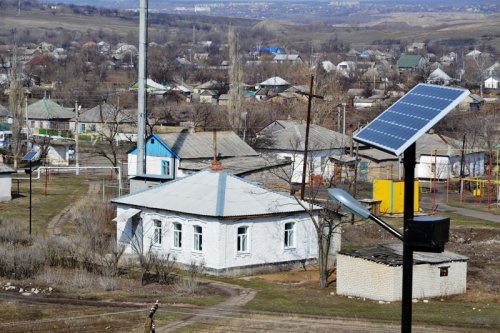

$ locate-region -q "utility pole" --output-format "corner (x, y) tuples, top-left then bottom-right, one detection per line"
(137, 0), (148, 176)
(298, 75), (324, 200)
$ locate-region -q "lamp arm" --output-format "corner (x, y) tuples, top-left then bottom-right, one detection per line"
(369, 214), (403, 241)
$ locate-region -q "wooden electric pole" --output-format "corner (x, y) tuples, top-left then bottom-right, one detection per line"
(144, 300), (159, 333)
(299, 75), (324, 200)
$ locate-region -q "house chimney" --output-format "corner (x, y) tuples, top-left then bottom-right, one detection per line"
(211, 129), (222, 171)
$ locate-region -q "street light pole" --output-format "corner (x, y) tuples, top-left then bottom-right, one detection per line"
(402, 142), (416, 333)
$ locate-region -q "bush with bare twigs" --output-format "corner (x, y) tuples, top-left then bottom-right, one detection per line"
(174, 260), (204, 295)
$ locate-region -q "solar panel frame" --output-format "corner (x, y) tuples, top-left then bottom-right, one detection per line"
(353, 84), (470, 156)
(22, 151), (39, 161)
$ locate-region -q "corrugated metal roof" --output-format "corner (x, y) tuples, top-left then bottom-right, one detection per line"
(79, 103), (136, 123)
(416, 133), (461, 157)
(259, 76), (289, 86)
(265, 124), (349, 151)
(0, 162), (14, 173)
(339, 244), (468, 266)
(397, 54), (424, 68)
(112, 170), (320, 218)
(179, 156), (291, 175)
(27, 98), (75, 120)
(157, 131), (258, 159)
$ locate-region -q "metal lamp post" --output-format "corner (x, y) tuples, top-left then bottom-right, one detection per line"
(329, 176), (450, 333)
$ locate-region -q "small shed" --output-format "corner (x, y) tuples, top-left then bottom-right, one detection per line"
(485, 76), (499, 89)
(0, 162), (15, 201)
(336, 244), (468, 302)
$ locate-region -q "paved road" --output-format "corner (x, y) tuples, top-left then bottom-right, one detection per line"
(420, 192), (500, 223)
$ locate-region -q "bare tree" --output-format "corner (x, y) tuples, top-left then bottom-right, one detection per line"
(227, 27), (245, 132)
(7, 46), (25, 169)
(261, 131), (347, 287)
(93, 100), (136, 172)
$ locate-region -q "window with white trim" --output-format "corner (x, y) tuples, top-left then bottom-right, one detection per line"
(194, 225), (203, 251)
(153, 220), (162, 245)
(237, 226), (248, 253)
(284, 222), (295, 248)
(173, 223), (182, 248)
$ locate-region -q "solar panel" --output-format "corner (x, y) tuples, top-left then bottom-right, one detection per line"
(22, 151), (39, 161)
(354, 84), (470, 156)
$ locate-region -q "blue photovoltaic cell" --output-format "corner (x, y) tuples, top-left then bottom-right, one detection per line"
(354, 83), (470, 156)
(22, 151), (39, 161)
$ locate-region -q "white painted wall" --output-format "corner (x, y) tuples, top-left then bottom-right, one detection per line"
(417, 155), (450, 179)
(419, 152), (485, 180)
(273, 150), (338, 183)
(0, 173), (12, 201)
(336, 254), (467, 301)
(116, 205), (321, 273)
(485, 77), (499, 89)
(127, 154), (177, 179)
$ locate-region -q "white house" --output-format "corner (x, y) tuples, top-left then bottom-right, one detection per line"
(416, 133), (485, 180)
(426, 68), (453, 86)
(257, 120), (349, 183)
(336, 61), (355, 76)
(336, 244), (468, 302)
(0, 162), (15, 201)
(31, 136), (75, 166)
(255, 76), (290, 93)
(112, 170), (326, 275)
(485, 76), (499, 89)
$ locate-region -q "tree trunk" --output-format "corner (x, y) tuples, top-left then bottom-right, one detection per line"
(317, 229), (330, 288)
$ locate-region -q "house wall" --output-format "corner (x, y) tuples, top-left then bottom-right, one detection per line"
(417, 155), (450, 179)
(337, 255), (399, 301)
(336, 254), (467, 301)
(418, 153), (485, 180)
(47, 145), (71, 166)
(485, 78), (499, 89)
(267, 149), (342, 183)
(0, 173), (12, 201)
(116, 205), (322, 275)
(128, 153), (177, 179)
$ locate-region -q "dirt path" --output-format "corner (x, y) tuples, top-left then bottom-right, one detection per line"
(46, 181), (100, 236)
(157, 279), (256, 332)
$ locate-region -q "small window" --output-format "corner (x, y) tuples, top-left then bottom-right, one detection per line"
(151, 138), (155, 144)
(284, 222), (295, 248)
(439, 266), (449, 277)
(153, 220), (162, 245)
(161, 160), (170, 176)
(237, 226), (248, 252)
(173, 223), (182, 248)
(194, 225), (203, 251)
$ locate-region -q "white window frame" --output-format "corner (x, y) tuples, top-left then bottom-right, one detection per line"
(193, 225), (203, 251)
(284, 222), (295, 248)
(237, 226), (249, 253)
(153, 220), (162, 245)
(173, 223), (182, 249)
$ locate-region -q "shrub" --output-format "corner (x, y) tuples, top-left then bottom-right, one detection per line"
(72, 269), (94, 289)
(0, 222), (32, 246)
(0, 243), (46, 279)
(38, 267), (65, 285)
(98, 275), (117, 291)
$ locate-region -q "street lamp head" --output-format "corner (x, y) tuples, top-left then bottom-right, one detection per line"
(327, 188), (371, 219)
